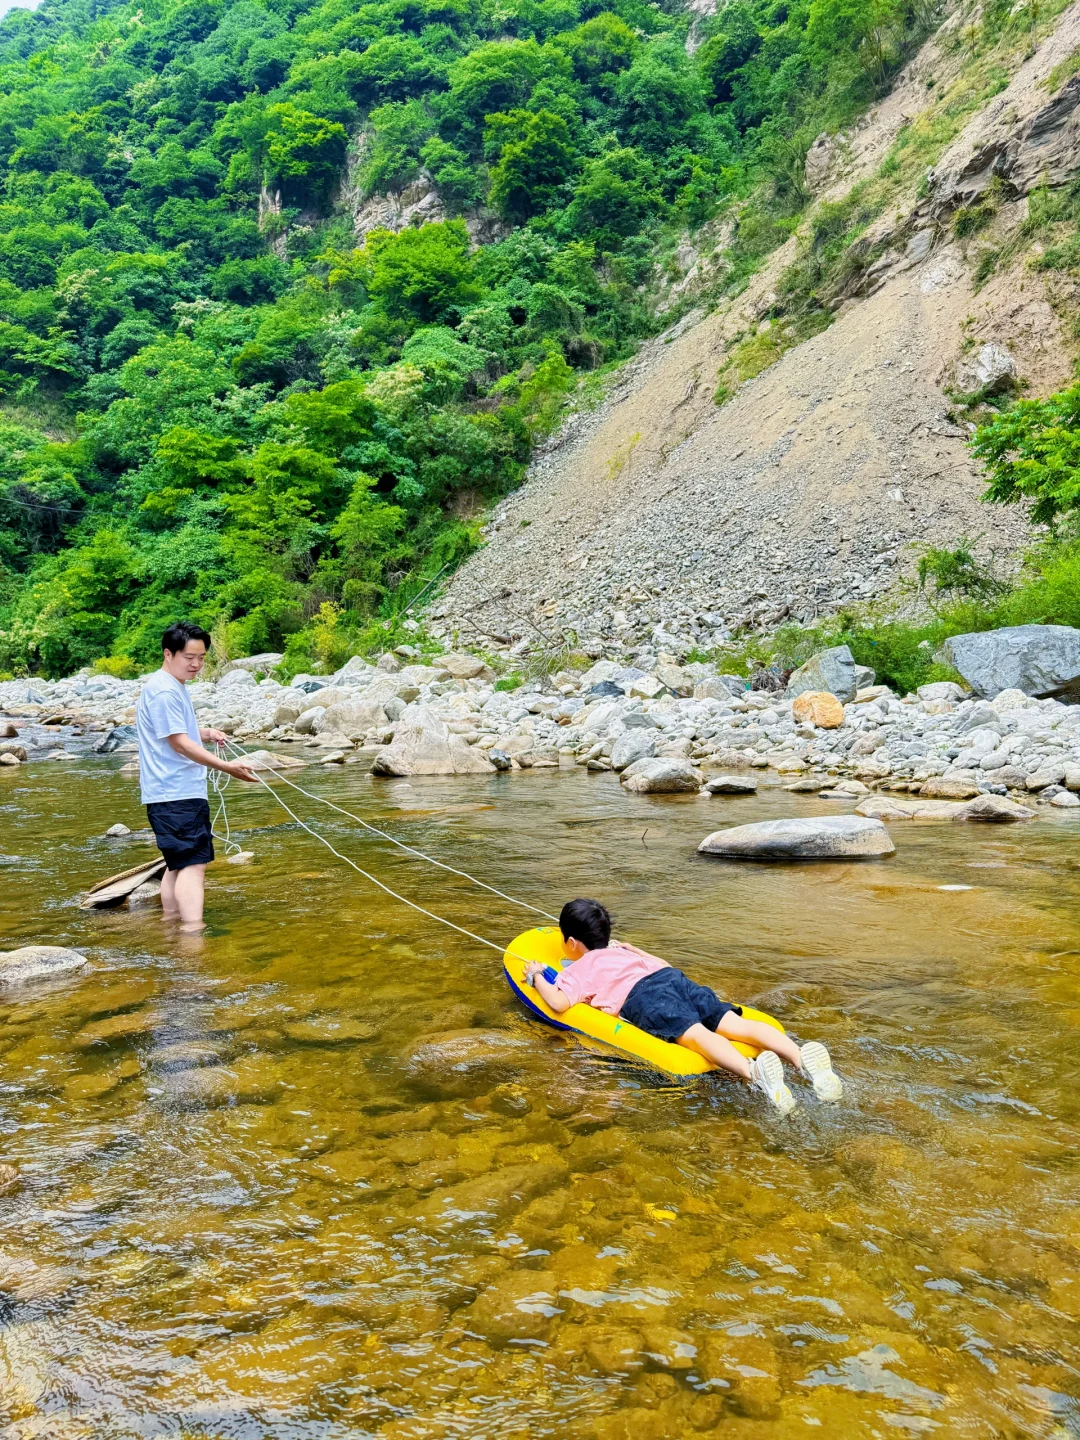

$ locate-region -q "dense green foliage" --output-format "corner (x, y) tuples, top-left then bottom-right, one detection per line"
(973, 383), (1080, 524)
(0, 0), (936, 675)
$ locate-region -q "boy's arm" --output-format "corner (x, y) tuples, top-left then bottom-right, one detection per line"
(524, 962), (572, 1013)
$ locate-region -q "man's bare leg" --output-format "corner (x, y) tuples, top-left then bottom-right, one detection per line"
(172, 864), (207, 931)
(160, 867), (179, 918)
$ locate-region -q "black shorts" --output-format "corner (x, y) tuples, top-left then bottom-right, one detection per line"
(621, 969), (741, 1043)
(146, 798), (214, 872)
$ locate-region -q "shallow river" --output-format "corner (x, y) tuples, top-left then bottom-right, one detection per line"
(1, 756), (1080, 1438)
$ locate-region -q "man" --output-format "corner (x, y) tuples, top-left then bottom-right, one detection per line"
(135, 621), (258, 930)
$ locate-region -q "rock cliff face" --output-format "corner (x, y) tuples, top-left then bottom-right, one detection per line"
(432, 4), (1080, 658)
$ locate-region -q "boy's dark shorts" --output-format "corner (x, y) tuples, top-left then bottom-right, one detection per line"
(621, 969), (741, 1043)
(146, 798), (214, 872)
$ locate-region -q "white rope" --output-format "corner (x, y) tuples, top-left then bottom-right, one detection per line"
(209, 761), (243, 857)
(221, 753), (528, 961)
(221, 738), (558, 922)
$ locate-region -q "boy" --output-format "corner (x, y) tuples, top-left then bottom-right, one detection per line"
(524, 898), (841, 1114)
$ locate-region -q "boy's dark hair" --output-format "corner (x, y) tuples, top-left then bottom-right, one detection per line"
(559, 898), (611, 951)
(162, 620), (212, 654)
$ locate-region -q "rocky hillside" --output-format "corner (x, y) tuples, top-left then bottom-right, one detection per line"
(431, 4), (1080, 658)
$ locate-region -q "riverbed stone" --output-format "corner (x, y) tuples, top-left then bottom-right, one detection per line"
(372, 705), (494, 776)
(792, 691), (845, 728)
(65, 1072), (120, 1101)
(284, 1016), (378, 1045)
(127, 881), (161, 906)
(1025, 765), (1066, 790)
(1050, 789), (1080, 808)
(699, 815), (895, 860)
(785, 645), (858, 703)
(438, 652), (492, 681)
(610, 731), (657, 771)
(0, 744), (27, 761)
(0, 946), (89, 984)
(405, 1028), (531, 1096)
(244, 749), (307, 771)
(920, 775), (982, 799)
(940, 624), (1080, 698)
(161, 1056), (285, 1107)
(460, 1268), (561, 1345)
(855, 797), (963, 821)
(957, 794), (1036, 821)
(74, 1009), (162, 1047)
(705, 774), (757, 794)
(620, 758), (703, 793)
(414, 1158), (569, 1224)
(0, 753), (18, 766)
(105, 823), (131, 837)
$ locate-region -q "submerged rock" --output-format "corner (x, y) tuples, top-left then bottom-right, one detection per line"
(699, 815), (896, 860)
(460, 1268), (561, 1345)
(284, 1016), (378, 1045)
(405, 1027), (530, 1096)
(414, 1159), (569, 1224)
(0, 946), (89, 984)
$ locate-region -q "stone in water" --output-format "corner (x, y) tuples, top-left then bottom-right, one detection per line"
(699, 815), (896, 860)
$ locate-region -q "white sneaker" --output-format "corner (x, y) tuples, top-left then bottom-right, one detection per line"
(750, 1050), (796, 1115)
(800, 1041), (843, 1102)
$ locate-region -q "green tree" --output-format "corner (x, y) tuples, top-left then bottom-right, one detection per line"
(486, 109), (579, 221)
(363, 220), (481, 324)
(973, 383), (1080, 524)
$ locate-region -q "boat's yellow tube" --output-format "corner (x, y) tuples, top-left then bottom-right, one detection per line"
(503, 927), (784, 1079)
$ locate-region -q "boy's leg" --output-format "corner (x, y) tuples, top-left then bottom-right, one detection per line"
(676, 1023), (753, 1080)
(717, 1011), (803, 1070)
(172, 864), (207, 929)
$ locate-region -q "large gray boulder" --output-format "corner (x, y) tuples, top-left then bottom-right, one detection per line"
(311, 699), (388, 739)
(785, 646), (858, 703)
(620, 758), (703, 793)
(699, 815), (896, 860)
(939, 625), (1080, 699)
(609, 730), (657, 772)
(371, 705), (494, 776)
(0, 946), (89, 983)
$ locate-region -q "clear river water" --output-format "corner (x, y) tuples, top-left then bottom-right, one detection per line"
(1, 756), (1079, 1438)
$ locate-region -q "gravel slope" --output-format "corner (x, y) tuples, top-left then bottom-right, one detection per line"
(431, 12), (1080, 657)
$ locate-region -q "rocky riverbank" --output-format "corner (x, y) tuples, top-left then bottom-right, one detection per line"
(3, 645), (1080, 816)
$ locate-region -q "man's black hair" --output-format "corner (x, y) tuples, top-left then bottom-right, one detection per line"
(559, 898), (611, 952)
(162, 620), (212, 654)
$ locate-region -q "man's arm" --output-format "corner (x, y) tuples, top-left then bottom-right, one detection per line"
(200, 726), (229, 745)
(524, 962), (572, 1013)
(167, 732), (259, 783)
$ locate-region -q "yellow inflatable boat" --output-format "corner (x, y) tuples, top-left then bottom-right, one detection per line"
(503, 926), (784, 1079)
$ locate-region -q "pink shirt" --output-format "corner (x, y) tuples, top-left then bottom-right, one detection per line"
(553, 941), (669, 1016)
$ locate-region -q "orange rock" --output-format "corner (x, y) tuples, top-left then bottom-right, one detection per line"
(792, 690), (845, 728)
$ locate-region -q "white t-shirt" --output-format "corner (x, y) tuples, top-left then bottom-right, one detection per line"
(135, 670), (207, 805)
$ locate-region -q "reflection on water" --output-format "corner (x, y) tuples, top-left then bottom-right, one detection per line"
(1, 758), (1080, 1437)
